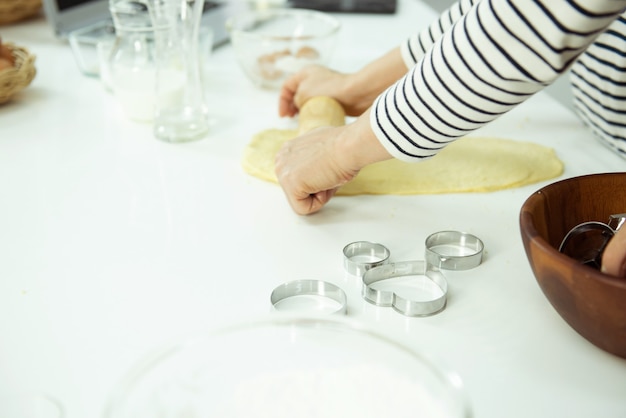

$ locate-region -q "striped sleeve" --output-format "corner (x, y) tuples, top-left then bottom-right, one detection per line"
(401, 0), (478, 68)
(570, 16), (626, 158)
(374, 0), (626, 162)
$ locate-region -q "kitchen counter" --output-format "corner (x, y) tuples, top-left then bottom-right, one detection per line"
(1, 1), (625, 417)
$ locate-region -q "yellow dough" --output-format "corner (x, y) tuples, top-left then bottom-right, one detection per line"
(242, 97), (564, 195)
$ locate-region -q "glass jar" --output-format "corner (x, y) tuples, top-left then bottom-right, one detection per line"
(150, 0), (210, 142)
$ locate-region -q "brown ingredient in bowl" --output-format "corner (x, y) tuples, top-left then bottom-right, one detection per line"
(295, 46), (319, 60)
(257, 49), (290, 80)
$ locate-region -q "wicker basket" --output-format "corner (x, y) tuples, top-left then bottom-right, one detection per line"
(0, 43), (36, 104)
(0, 0), (42, 25)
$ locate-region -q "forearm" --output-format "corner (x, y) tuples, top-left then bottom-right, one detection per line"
(337, 108), (393, 171)
(341, 47), (408, 115)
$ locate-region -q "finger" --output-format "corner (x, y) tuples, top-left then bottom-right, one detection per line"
(275, 161), (335, 216)
(291, 189), (337, 215)
(278, 73), (304, 117)
(278, 87), (296, 117)
(601, 227), (626, 277)
(293, 88), (308, 111)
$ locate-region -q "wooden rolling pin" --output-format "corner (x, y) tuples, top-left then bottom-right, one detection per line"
(297, 96), (346, 135)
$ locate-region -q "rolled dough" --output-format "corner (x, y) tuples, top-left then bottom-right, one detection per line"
(242, 129), (564, 195)
(242, 96), (564, 195)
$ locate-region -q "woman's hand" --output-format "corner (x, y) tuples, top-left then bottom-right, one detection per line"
(274, 126), (356, 215)
(279, 47), (408, 118)
(274, 109), (392, 215)
(602, 225), (626, 277)
(279, 66), (370, 118)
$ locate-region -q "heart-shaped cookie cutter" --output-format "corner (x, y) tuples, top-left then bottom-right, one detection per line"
(362, 261), (448, 317)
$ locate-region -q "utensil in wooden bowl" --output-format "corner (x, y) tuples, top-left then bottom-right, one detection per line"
(519, 172), (626, 358)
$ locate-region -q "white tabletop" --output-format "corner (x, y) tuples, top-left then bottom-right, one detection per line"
(1, 1), (625, 417)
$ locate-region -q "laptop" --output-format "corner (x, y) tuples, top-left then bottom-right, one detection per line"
(42, 0), (397, 40)
(288, 0), (396, 13)
(42, 0), (239, 41)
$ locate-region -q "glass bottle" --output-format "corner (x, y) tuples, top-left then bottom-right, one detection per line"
(148, 0), (210, 142)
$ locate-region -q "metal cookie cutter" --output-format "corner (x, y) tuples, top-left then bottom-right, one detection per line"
(425, 231), (484, 270)
(362, 261), (448, 317)
(343, 241), (391, 277)
(270, 280), (347, 315)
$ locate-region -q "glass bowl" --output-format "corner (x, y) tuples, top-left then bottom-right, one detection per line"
(104, 315), (472, 417)
(226, 8), (340, 89)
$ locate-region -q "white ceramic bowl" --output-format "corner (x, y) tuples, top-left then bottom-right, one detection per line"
(104, 315), (472, 417)
(226, 8), (340, 89)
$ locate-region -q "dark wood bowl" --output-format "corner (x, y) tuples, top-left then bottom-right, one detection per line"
(519, 172), (626, 358)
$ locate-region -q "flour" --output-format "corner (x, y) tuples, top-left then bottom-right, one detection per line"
(149, 364), (454, 418)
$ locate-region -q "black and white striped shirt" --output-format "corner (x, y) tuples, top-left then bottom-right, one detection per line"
(371, 0), (626, 161)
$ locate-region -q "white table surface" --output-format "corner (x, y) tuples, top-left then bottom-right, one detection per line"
(1, 1), (626, 417)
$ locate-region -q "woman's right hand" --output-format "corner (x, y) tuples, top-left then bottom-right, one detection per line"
(274, 109), (392, 215)
(274, 125), (356, 215)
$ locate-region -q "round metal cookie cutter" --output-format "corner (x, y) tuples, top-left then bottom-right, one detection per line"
(425, 231), (484, 270)
(343, 241), (391, 277)
(362, 261), (448, 317)
(270, 280), (348, 315)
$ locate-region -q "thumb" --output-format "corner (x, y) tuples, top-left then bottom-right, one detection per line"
(601, 227), (626, 277)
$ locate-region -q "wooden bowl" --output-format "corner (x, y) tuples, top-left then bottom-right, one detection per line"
(519, 172), (626, 358)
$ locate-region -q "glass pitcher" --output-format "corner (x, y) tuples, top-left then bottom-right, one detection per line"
(108, 0), (157, 122)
